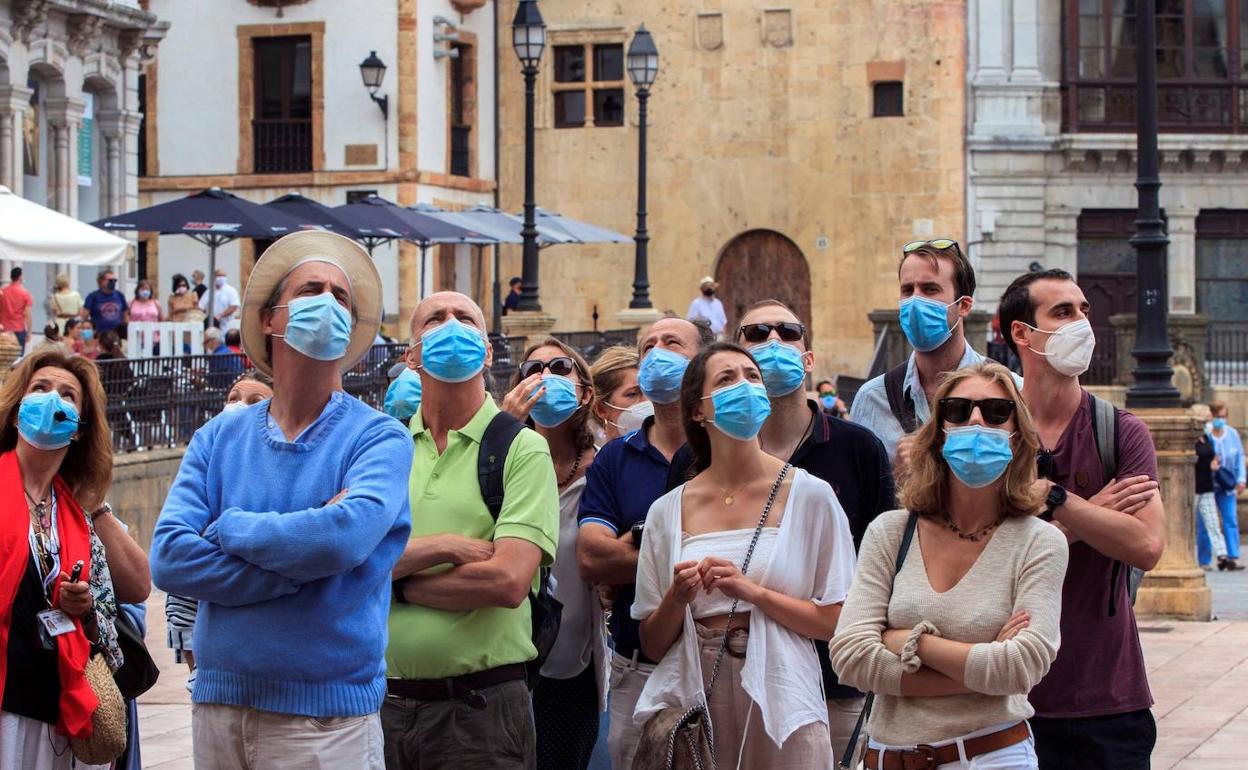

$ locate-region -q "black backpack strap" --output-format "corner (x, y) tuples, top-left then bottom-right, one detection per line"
(839, 512), (919, 770)
(883, 362), (918, 435)
(1089, 395), (1139, 615)
(479, 411), (526, 520)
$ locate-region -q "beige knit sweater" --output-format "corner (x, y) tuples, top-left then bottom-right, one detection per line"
(829, 509), (1069, 746)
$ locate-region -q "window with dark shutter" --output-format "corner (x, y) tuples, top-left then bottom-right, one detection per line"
(253, 36), (313, 173)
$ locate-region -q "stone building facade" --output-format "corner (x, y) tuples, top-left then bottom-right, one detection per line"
(496, 0), (968, 376)
(142, 0), (498, 330)
(0, 0), (163, 330)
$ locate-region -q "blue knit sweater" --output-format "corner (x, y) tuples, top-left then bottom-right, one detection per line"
(150, 395), (413, 717)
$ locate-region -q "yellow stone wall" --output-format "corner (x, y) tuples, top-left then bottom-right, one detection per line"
(497, 1), (967, 376)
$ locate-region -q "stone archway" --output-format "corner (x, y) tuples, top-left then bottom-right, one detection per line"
(714, 229), (811, 334)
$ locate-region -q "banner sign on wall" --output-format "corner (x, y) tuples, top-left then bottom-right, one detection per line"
(77, 92), (93, 187)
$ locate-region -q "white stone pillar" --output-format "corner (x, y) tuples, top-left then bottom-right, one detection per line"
(0, 85), (33, 194)
(96, 110), (125, 216)
(975, 0), (1009, 85)
(1045, 207), (1080, 276)
(1166, 208), (1199, 315)
(1010, 0), (1043, 83)
(44, 98), (86, 292)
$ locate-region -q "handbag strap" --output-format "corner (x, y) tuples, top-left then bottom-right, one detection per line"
(703, 463), (791, 700)
(838, 511), (919, 770)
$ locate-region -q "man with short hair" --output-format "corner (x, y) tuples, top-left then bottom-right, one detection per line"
(204, 326), (243, 388)
(502, 276), (523, 315)
(82, 268), (128, 335)
(853, 240), (1006, 476)
(577, 317), (701, 770)
(151, 231), (412, 769)
(201, 268), (241, 329)
(998, 268), (1164, 770)
(735, 299), (892, 761)
(385, 291), (559, 770)
(686, 275), (727, 339)
(0, 266), (33, 353)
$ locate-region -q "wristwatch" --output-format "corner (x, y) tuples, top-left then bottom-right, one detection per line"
(91, 502), (113, 522)
(1042, 484), (1067, 521)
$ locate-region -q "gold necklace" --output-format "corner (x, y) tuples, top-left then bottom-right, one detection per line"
(719, 480), (750, 506)
(941, 512), (1004, 542)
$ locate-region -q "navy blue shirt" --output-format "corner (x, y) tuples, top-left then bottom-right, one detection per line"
(578, 417), (678, 663)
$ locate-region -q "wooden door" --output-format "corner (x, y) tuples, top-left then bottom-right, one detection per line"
(1077, 272), (1136, 384)
(714, 230), (811, 335)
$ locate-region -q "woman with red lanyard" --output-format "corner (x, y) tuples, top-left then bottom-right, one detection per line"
(0, 349), (122, 769)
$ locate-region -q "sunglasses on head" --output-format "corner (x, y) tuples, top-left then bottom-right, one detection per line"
(738, 322), (806, 344)
(938, 397), (1016, 426)
(519, 357), (576, 380)
(903, 239), (962, 256)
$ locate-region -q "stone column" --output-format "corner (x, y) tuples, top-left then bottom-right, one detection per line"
(0, 85), (33, 194)
(501, 311), (558, 350)
(974, 0), (1009, 84)
(1010, 0), (1043, 83)
(44, 98), (85, 291)
(96, 110), (125, 217)
(616, 307), (664, 335)
(1166, 208), (1198, 316)
(1134, 409), (1212, 621)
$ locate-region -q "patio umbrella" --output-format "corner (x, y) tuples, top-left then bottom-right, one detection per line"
(92, 187), (310, 325)
(265, 192), (361, 238)
(529, 206), (632, 244)
(0, 186), (127, 265)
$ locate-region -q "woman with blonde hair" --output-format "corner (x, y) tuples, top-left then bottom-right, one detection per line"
(588, 345), (651, 442)
(830, 361), (1069, 769)
(0, 350), (126, 769)
(49, 274), (83, 337)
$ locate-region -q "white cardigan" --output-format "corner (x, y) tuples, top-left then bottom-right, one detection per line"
(631, 468), (857, 747)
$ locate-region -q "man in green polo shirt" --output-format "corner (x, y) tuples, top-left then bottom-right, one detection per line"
(384, 292), (558, 770)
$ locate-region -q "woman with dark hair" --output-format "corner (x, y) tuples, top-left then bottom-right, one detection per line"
(632, 342), (855, 767)
(500, 336), (603, 769)
(830, 362), (1067, 769)
(0, 350), (130, 768)
(166, 273), (199, 325)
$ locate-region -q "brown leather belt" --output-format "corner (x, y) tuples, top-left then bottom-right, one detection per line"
(864, 722), (1030, 770)
(386, 663), (526, 710)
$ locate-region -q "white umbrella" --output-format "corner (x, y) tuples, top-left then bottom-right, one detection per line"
(0, 186), (127, 265)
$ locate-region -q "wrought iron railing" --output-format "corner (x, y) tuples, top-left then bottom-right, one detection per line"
(1208, 327), (1248, 387)
(552, 328), (639, 362)
(253, 118), (312, 173)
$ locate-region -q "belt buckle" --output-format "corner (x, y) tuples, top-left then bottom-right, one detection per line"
(906, 745), (938, 770)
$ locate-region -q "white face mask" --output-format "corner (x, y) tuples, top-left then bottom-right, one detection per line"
(603, 399), (654, 435)
(1026, 318), (1096, 377)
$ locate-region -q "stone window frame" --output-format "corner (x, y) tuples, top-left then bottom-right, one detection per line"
(547, 31), (627, 130)
(235, 21), (325, 175)
(447, 32), (478, 179)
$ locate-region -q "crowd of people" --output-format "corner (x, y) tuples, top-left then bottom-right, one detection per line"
(0, 231), (1239, 770)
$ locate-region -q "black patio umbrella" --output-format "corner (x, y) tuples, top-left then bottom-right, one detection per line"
(92, 187), (310, 323)
(265, 192), (361, 238)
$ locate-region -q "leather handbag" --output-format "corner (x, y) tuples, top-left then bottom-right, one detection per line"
(632, 464), (791, 770)
(70, 647), (128, 764)
(113, 608), (160, 700)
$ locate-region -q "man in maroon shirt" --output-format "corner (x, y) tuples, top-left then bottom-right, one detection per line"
(0, 267), (33, 354)
(999, 269), (1165, 770)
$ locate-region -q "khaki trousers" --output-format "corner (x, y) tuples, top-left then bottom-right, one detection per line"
(607, 651), (656, 770)
(191, 703), (383, 770)
(828, 695), (868, 768)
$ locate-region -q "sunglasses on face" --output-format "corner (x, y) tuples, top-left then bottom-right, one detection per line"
(738, 322), (806, 344)
(938, 397), (1016, 426)
(903, 239), (963, 256)
(519, 357), (576, 379)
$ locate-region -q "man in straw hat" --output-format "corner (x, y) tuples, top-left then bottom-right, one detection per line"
(151, 231), (413, 770)
(686, 275), (727, 339)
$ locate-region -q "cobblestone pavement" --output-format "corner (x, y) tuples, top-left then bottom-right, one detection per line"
(137, 573), (1248, 769)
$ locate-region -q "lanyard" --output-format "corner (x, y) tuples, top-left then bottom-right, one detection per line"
(27, 489), (61, 600)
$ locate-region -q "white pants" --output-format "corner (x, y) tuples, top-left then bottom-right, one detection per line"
(0, 710), (110, 770)
(192, 703), (383, 770)
(607, 651), (657, 770)
(868, 722), (1037, 769)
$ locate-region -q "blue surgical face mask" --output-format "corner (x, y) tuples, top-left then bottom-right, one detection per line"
(273, 292), (353, 361)
(530, 374), (582, 428)
(899, 295), (963, 352)
(941, 424), (1014, 488)
(704, 380), (772, 441)
(749, 340), (807, 397)
(420, 318), (487, 383)
(81, 329), (94, 342)
(19, 391), (80, 451)
(1213, 417), (1228, 430)
(638, 348), (689, 404)
(820, 394), (837, 410)
(384, 368), (423, 423)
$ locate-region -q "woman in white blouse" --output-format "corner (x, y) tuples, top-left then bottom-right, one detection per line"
(829, 362), (1069, 769)
(632, 342), (856, 768)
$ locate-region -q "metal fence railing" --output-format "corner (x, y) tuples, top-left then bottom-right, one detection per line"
(1208, 328), (1248, 387)
(552, 328), (640, 362)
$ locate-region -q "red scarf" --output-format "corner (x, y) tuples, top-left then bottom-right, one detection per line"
(0, 450), (97, 738)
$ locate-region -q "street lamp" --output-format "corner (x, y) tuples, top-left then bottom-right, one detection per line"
(513, 0), (545, 312)
(358, 51), (389, 119)
(627, 25), (659, 309)
(1126, 0), (1180, 408)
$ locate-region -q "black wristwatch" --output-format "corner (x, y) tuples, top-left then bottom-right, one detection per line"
(631, 523), (645, 548)
(1042, 484), (1068, 521)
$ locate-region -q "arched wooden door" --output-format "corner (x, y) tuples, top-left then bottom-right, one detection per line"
(714, 230), (812, 334)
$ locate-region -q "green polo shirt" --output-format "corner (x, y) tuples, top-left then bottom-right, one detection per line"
(386, 397), (559, 680)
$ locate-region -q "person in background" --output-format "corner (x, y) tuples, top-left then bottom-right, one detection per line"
(167, 274), (199, 323)
(383, 363), (421, 425)
(501, 338), (603, 770)
(815, 379), (848, 419)
(1206, 401), (1246, 571)
(35, 324), (70, 357)
(686, 276), (727, 340)
(94, 331), (125, 362)
(82, 269), (128, 336)
(200, 269), (240, 329)
(589, 345), (650, 443)
(203, 327), (243, 389)
(633, 342), (854, 767)
(64, 319), (96, 359)
(191, 270), (208, 301)
(49, 274), (83, 337)
(0, 267), (34, 355)
(503, 276), (523, 315)
(831, 362), (1067, 770)
(1195, 430), (1233, 571)
(128, 280), (162, 354)
(166, 371), (276, 692)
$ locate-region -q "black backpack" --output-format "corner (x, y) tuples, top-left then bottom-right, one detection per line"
(883, 362), (919, 434)
(477, 411), (563, 686)
(1088, 395), (1145, 615)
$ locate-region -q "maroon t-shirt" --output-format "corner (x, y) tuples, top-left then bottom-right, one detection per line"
(1028, 390), (1157, 719)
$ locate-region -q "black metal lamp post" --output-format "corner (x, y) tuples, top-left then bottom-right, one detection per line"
(627, 25), (659, 309)
(1126, 0), (1180, 408)
(512, 0), (545, 312)
(359, 51), (389, 118)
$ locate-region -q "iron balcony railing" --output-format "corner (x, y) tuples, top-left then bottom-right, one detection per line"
(253, 117), (313, 173)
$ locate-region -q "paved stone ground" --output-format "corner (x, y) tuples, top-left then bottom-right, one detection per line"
(136, 573), (1248, 769)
